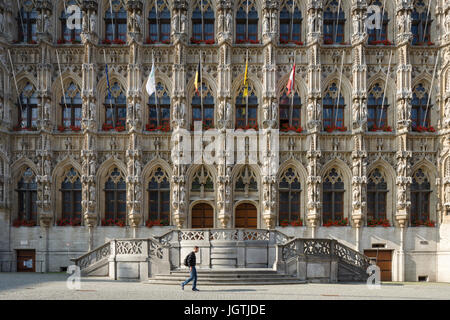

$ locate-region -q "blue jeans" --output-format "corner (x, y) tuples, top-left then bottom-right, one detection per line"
(182, 266), (197, 290)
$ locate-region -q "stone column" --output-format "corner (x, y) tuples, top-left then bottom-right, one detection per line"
(306, 2), (323, 236)
(80, 1), (99, 250)
(126, 0), (143, 43)
(35, 0), (53, 43)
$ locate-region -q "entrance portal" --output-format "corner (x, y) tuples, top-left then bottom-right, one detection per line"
(191, 203), (214, 228)
(235, 203), (257, 228)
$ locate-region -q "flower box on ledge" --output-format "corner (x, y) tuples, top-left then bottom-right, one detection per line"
(56, 218), (81, 226)
(411, 220), (435, 227)
(323, 217), (348, 227)
(102, 123), (114, 131)
(146, 219), (169, 228)
(101, 218), (126, 227)
(412, 125), (435, 133)
(281, 124), (303, 133)
(280, 39), (303, 46)
(190, 38), (215, 44)
(12, 219), (37, 227)
(324, 125), (347, 133)
(369, 125), (392, 132)
(236, 125), (259, 131)
(70, 125), (81, 132)
(367, 218), (391, 227)
(146, 124), (171, 132)
(369, 40), (393, 46)
(236, 39), (259, 44)
(280, 219), (303, 227)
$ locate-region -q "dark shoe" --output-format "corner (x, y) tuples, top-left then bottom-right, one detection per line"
(192, 288), (200, 292)
(181, 283), (184, 290)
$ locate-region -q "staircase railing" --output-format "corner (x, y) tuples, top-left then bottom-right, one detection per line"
(72, 242), (111, 270)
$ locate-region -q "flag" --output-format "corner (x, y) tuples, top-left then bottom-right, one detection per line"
(286, 63), (296, 95)
(105, 63), (112, 99)
(146, 59), (156, 96)
(243, 58), (248, 97)
(194, 60), (201, 95)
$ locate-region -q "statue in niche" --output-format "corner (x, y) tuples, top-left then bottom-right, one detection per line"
(90, 12), (97, 33)
(172, 12), (179, 33)
(226, 12), (232, 33)
(181, 12), (187, 33)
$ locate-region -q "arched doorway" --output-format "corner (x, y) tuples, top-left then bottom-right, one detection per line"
(191, 203), (214, 228)
(235, 203), (257, 228)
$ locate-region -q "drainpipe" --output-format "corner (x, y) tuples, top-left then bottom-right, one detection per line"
(398, 225), (405, 282)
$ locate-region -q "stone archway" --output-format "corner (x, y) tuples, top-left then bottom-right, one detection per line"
(191, 203), (214, 228)
(235, 203), (257, 228)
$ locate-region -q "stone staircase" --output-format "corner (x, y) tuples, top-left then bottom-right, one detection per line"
(148, 268), (306, 285)
(72, 229), (371, 284)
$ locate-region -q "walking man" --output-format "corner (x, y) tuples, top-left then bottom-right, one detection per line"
(181, 246), (199, 291)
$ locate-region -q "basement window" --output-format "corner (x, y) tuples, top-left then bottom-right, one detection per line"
(60, 266), (68, 272)
(418, 276), (428, 282)
(372, 243), (386, 248)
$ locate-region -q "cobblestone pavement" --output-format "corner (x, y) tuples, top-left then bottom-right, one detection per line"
(0, 273), (450, 300)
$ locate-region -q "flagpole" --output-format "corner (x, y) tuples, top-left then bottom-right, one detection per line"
(16, 0), (26, 41)
(246, 50), (249, 126)
(334, 0), (342, 44)
(246, 0), (249, 41)
(103, 49), (115, 127)
(109, 0), (115, 41)
(56, 49), (69, 127)
(290, 0), (295, 42)
(377, 0), (387, 41)
(152, 51), (159, 126)
(7, 49), (24, 126)
(290, 52), (296, 127)
(422, 0), (432, 44)
(200, 51), (203, 127)
(155, 0), (160, 41)
(422, 52), (439, 127)
(334, 50), (345, 128)
(377, 50), (393, 129)
(201, 0), (204, 41)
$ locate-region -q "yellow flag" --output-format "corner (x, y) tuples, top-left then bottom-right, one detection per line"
(243, 59), (248, 97)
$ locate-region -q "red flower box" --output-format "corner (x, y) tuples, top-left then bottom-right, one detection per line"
(57, 125), (66, 132)
(323, 218), (348, 227)
(367, 218), (391, 227)
(101, 218), (126, 227)
(56, 218), (81, 226)
(412, 220), (435, 227)
(102, 39), (111, 44)
(70, 125), (81, 132)
(280, 220), (289, 227)
(12, 219), (37, 227)
(412, 125), (435, 133)
(102, 123), (113, 131)
(324, 38), (334, 45)
(57, 39), (66, 44)
(280, 123), (303, 133)
(290, 220), (303, 227)
(115, 125), (125, 132)
(324, 125), (347, 133)
(112, 39), (125, 45)
(145, 219), (169, 227)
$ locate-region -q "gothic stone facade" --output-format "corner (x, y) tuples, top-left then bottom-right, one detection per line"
(0, 0), (450, 282)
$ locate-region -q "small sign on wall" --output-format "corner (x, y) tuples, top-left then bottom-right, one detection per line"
(20, 240), (28, 245)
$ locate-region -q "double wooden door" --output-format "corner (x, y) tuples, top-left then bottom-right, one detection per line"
(192, 203), (214, 228)
(364, 249), (393, 281)
(235, 203), (257, 228)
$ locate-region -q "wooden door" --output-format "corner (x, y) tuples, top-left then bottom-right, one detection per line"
(191, 203), (214, 228)
(17, 250), (35, 272)
(364, 249), (392, 281)
(235, 203), (257, 228)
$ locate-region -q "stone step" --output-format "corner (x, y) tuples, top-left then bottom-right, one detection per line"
(148, 279), (306, 285)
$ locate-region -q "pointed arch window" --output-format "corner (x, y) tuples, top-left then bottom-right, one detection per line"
(104, 82), (127, 129)
(60, 0), (82, 43)
(367, 0), (389, 44)
(322, 168), (344, 224)
(148, 167), (170, 225)
(236, 0), (259, 43)
(412, 0), (432, 46)
(279, 88), (301, 130)
(322, 82), (345, 131)
(280, 0), (302, 44)
(411, 83), (432, 131)
(191, 83), (214, 130)
(323, 0), (345, 44)
(235, 83), (258, 129)
(410, 169), (431, 226)
(104, 168), (126, 223)
(104, 0), (127, 44)
(61, 168), (82, 224)
(367, 168), (388, 221)
(148, 82), (171, 130)
(235, 166), (258, 197)
(279, 168), (301, 224)
(16, 168), (37, 223)
(148, 0), (171, 44)
(191, 0), (215, 43)
(191, 166), (214, 193)
(61, 82), (82, 129)
(17, 82), (38, 130)
(367, 83), (389, 131)
(17, 1), (38, 43)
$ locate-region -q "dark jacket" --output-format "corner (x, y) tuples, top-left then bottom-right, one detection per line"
(186, 251), (196, 267)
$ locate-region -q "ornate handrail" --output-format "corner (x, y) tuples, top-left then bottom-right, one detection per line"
(71, 242), (111, 270)
(333, 241), (371, 270)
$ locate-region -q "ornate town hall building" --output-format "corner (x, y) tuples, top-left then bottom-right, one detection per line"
(0, 0), (450, 282)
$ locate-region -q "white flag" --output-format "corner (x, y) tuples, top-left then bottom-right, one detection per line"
(146, 61), (156, 96)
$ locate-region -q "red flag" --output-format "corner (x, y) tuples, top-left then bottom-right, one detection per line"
(286, 63), (296, 95)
